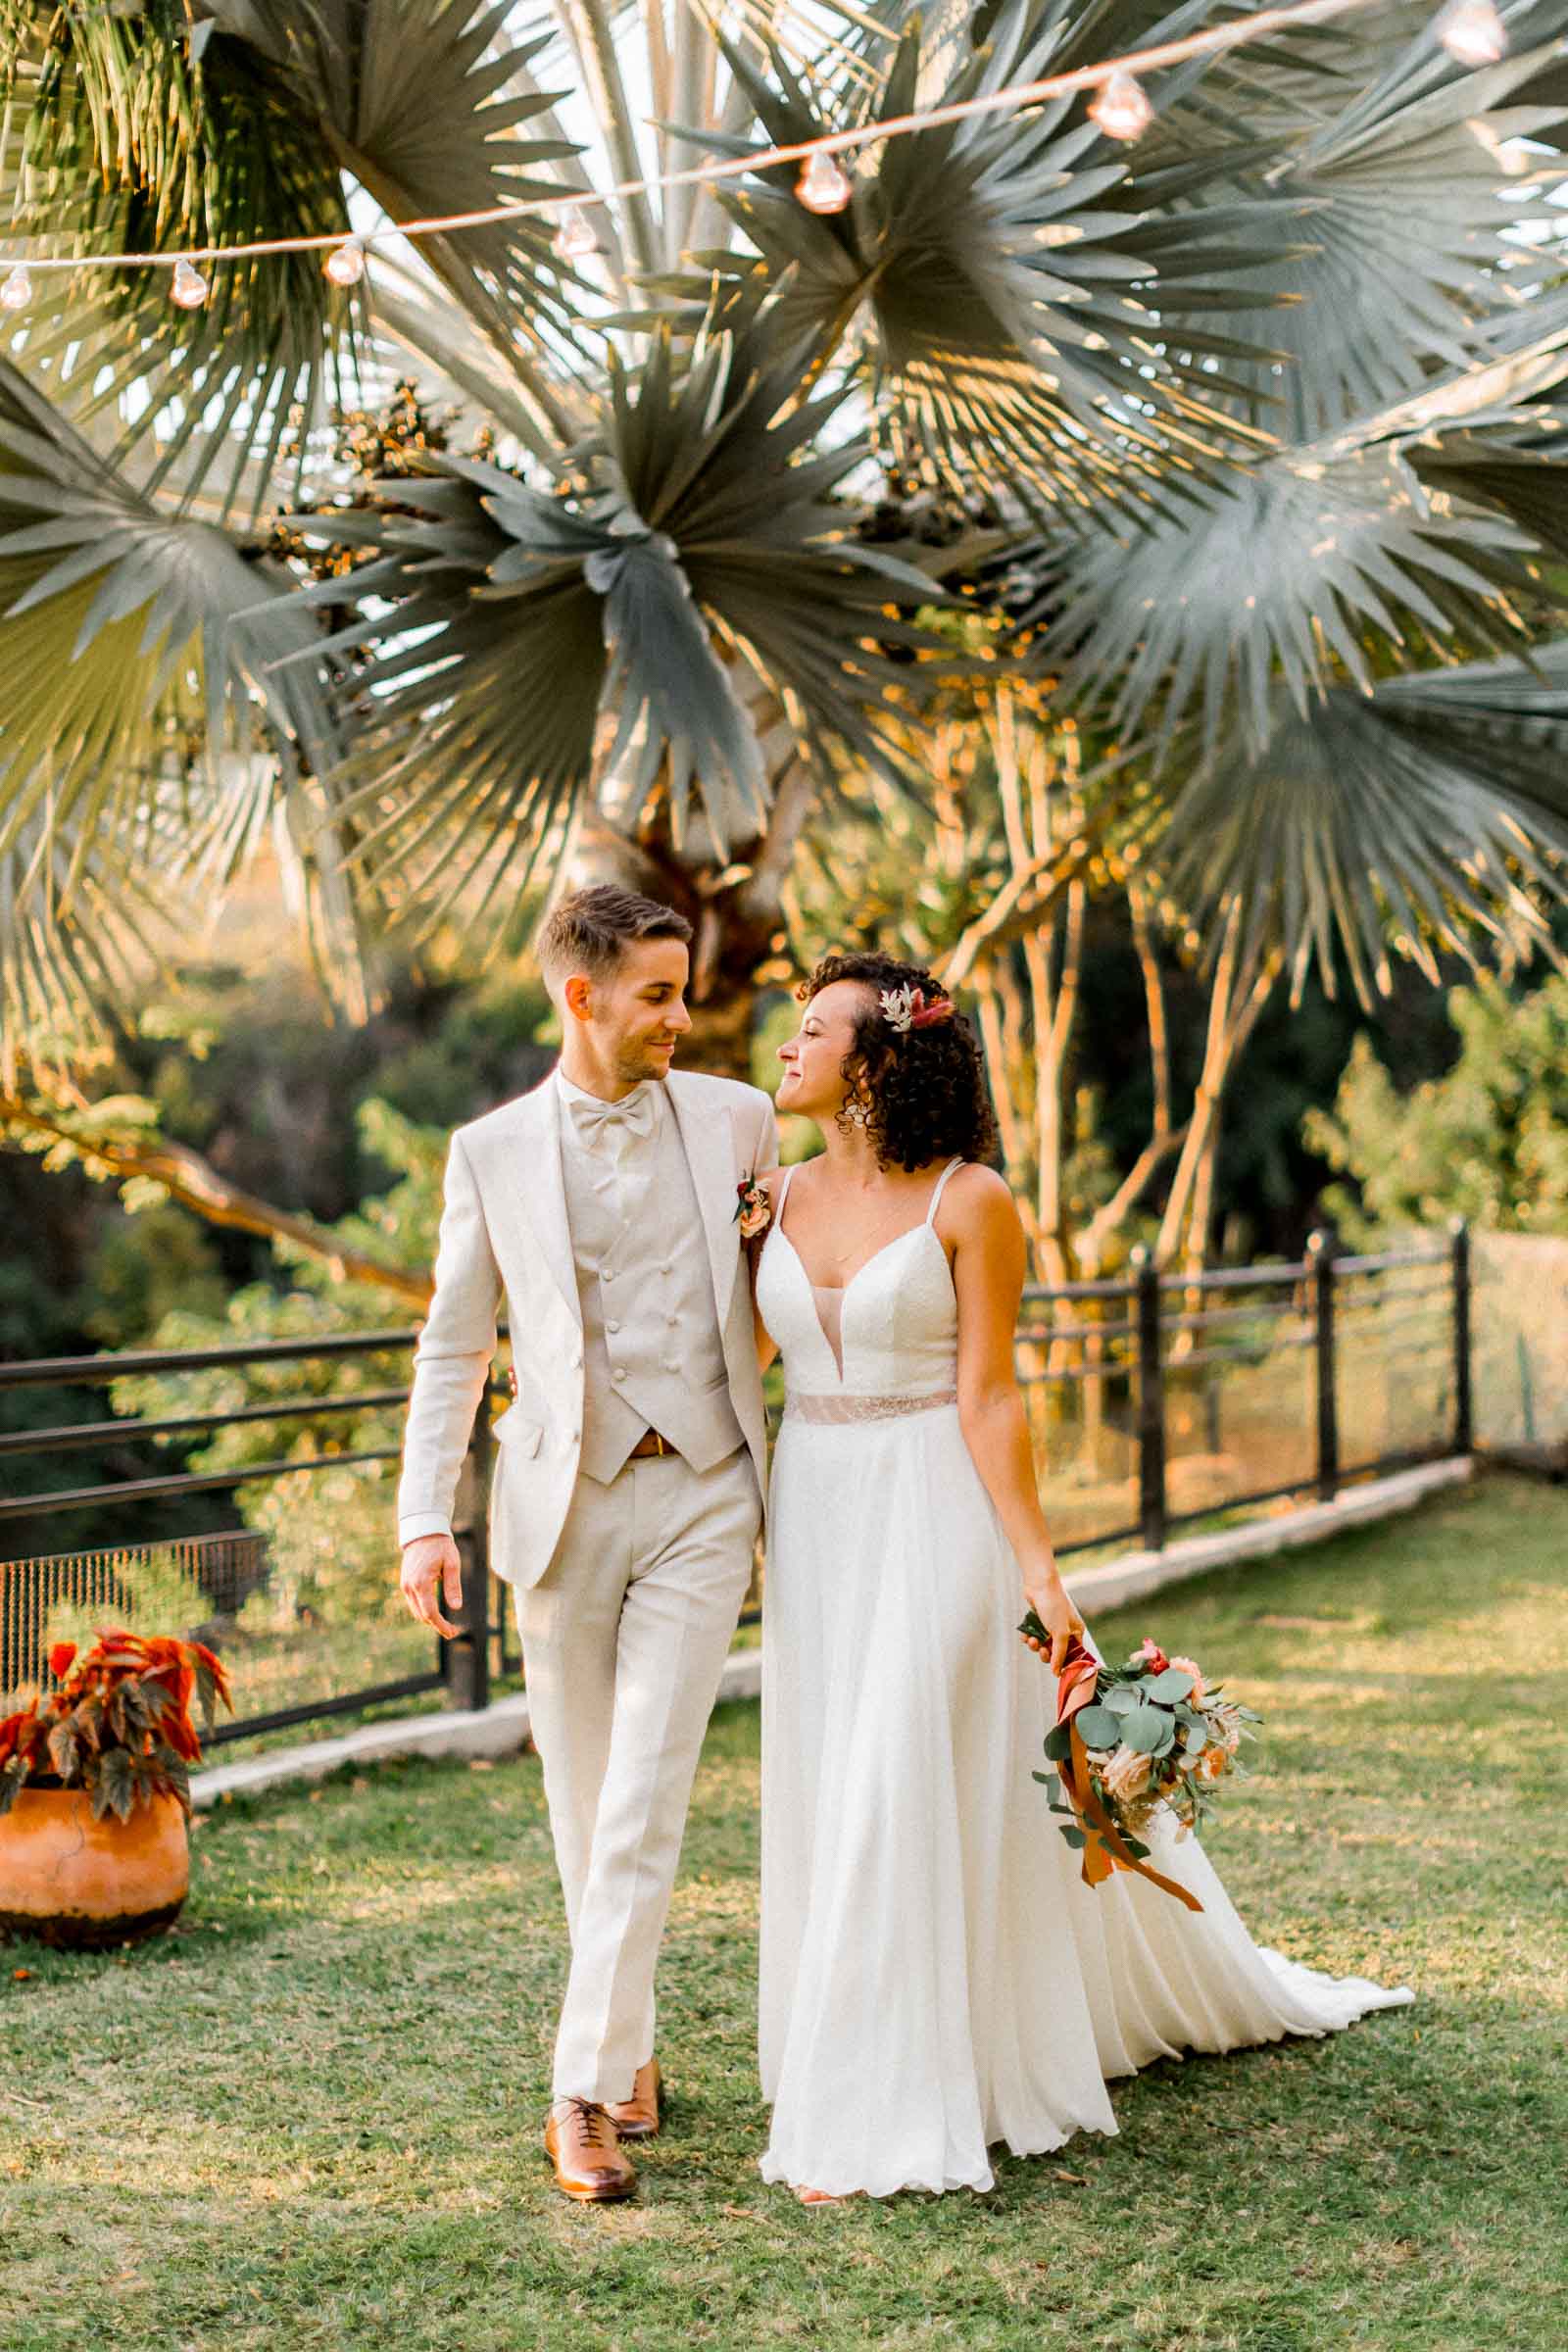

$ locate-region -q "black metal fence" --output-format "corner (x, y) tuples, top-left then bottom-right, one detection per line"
(1015, 1224), (1469, 1556)
(0, 1227), (1471, 1744)
(0, 1328), (507, 1744)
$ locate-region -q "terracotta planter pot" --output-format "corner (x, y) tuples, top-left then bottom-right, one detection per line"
(0, 1785), (189, 1948)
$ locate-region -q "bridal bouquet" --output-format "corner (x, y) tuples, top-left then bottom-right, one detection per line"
(1021, 1625), (1261, 1913)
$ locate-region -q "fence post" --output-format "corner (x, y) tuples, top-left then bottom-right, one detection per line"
(1133, 1248), (1166, 1552)
(1450, 1216), (1473, 1457)
(1307, 1229), (1339, 1503)
(446, 1414), (492, 1713)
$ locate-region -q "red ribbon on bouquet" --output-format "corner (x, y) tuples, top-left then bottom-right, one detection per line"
(1054, 1635), (1204, 1914)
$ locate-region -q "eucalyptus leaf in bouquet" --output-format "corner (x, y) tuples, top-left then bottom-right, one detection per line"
(1018, 1621), (1263, 1911)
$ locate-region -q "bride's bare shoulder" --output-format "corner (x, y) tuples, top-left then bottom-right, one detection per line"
(753, 1165), (796, 1223)
(762, 1155), (821, 1195)
(943, 1161), (1013, 1206)
(939, 1162), (1021, 1235)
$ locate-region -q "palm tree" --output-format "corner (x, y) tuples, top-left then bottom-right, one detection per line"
(3, 0), (1568, 1090)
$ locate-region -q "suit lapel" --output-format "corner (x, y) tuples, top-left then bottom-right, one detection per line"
(670, 1075), (742, 1329)
(496, 1079), (580, 1329)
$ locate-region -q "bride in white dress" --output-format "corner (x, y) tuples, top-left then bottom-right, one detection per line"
(751, 952), (1413, 2203)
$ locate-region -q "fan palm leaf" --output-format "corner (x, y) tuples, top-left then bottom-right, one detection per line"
(3, 0), (1568, 1057)
(1401, 308), (1568, 558)
(202, 1), (584, 361)
(1, 6), (356, 520)
(287, 296), (957, 926)
(1027, 292), (1568, 756)
(0, 0), (582, 517)
(1150, 9), (1568, 442)
(1155, 646), (1568, 1003)
(0, 806), (173, 1082)
(662, 0), (1292, 520)
(1038, 435), (1544, 760)
(1411, 420), (1568, 561)
(0, 359), (337, 866)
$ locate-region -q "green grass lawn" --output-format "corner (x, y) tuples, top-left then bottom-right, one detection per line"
(3, 1470), (1566, 2352)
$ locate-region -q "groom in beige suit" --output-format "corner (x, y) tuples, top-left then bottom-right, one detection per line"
(397, 885), (776, 2203)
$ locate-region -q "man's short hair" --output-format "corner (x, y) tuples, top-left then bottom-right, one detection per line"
(537, 884), (692, 995)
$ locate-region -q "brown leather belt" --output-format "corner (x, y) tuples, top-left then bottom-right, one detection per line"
(628, 1428), (677, 1460)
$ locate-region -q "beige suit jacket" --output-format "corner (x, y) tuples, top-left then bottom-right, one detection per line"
(396, 1067), (778, 1588)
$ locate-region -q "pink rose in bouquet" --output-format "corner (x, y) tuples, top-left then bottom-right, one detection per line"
(1102, 1746), (1153, 1803)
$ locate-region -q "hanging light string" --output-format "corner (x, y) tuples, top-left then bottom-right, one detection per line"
(0, 0), (1509, 306)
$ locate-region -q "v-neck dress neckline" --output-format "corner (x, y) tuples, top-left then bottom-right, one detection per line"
(768, 1158), (963, 1389)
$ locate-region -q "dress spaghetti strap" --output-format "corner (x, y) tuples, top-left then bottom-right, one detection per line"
(925, 1156), (965, 1224)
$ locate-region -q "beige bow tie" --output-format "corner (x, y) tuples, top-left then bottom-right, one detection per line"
(568, 1085), (658, 1150)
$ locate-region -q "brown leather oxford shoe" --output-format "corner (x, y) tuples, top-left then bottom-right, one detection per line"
(544, 2097), (637, 2203)
(605, 2058), (662, 2141)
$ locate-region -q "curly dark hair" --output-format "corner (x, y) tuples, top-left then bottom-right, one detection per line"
(800, 952), (1000, 1173)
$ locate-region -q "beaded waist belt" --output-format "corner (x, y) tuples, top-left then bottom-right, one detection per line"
(783, 1388), (958, 1426)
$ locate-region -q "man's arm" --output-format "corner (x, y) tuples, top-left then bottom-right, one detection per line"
(397, 1133), (500, 1636)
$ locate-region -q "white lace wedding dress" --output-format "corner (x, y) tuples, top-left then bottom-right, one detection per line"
(754, 1157), (1413, 2198)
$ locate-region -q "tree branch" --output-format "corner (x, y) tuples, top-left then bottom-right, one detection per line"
(1, 1098), (433, 1310)
(1048, 873), (1086, 1073)
(1077, 1119), (1193, 1274)
(937, 843), (1087, 992)
(1129, 879), (1172, 1140)
(971, 966), (1033, 1218)
(1154, 901), (1243, 1270)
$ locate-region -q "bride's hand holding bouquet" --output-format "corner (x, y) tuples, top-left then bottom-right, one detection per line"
(1017, 1546), (1086, 1674)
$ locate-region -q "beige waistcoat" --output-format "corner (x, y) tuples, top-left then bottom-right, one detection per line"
(560, 1088), (745, 1483)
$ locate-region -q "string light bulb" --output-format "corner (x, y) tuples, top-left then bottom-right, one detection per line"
(323, 237), (367, 287)
(170, 257), (209, 309)
(1089, 70), (1155, 141)
(0, 7), (1447, 309)
(1437, 0), (1507, 64)
(796, 147), (854, 215)
(552, 205), (598, 261)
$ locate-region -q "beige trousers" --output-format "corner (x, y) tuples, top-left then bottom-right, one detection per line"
(514, 1445), (760, 2103)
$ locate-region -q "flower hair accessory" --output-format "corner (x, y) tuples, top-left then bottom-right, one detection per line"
(879, 983), (956, 1035)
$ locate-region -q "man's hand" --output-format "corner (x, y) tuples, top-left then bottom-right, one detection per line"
(400, 1533), (464, 1638)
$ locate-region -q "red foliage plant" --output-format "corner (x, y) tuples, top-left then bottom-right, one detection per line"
(0, 1632), (232, 1824)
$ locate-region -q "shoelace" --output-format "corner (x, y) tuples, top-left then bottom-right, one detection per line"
(557, 2096), (614, 2151)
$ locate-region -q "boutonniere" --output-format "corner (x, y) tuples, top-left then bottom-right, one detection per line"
(734, 1172), (773, 1241)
